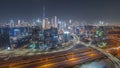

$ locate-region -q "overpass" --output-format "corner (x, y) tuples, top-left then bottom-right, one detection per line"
(0, 32), (119, 68)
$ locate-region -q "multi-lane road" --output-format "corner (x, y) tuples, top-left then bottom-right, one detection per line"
(1, 41), (118, 68)
(0, 44), (105, 68)
(0, 28), (120, 68)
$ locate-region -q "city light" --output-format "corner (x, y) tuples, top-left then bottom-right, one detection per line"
(0, 0), (120, 68)
(64, 31), (70, 34)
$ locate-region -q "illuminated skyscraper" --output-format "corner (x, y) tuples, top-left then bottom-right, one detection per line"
(51, 18), (54, 27)
(52, 16), (58, 28)
(55, 16), (57, 25)
(9, 19), (15, 27)
(18, 20), (21, 27)
(42, 6), (46, 29)
(44, 18), (50, 29)
(43, 6), (45, 20)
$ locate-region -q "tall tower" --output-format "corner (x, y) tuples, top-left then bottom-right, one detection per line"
(55, 16), (57, 28)
(18, 20), (21, 27)
(10, 19), (14, 27)
(43, 6), (46, 20)
(42, 6), (46, 30)
(52, 16), (58, 28)
(44, 18), (50, 29)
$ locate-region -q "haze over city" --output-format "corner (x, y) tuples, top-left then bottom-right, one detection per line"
(0, 0), (120, 23)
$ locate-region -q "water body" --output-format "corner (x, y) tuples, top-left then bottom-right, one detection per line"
(74, 61), (107, 68)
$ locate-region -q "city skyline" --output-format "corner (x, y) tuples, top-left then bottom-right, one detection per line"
(0, 0), (120, 23)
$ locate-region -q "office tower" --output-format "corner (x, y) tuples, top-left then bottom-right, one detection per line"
(52, 16), (58, 28)
(42, 6), (46, 30)
(54, 16), (58, 28)
(44, 18), (50, 29)
(18, 20), (21, 27)
(10, 19), (15, 27)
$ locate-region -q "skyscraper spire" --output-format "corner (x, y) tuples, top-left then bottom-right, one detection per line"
(42, 5), (46, 30)
(43, 5), (46, 19)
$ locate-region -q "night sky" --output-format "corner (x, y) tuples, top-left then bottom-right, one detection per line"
(0, 0), (120, 23)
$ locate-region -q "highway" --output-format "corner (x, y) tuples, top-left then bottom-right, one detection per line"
(102, 59), (115, 68)
(1, 41), (119, 68)
(73, 58), (115, 68)
(74, 29), (120, 68)
(0, 27), (120, 68)
(0, 44), (105, 68)
(6, 49), (104, 68)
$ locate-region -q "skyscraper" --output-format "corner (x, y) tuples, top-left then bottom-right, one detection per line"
(9, 19), (15, 27)
(18, 20), (21, 27)
(52, 16), (58, 28)
(42, 6), (46, 30)
(44, 18), (50, 29)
